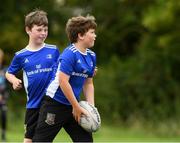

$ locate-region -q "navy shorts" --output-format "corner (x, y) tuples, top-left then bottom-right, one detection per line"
(24, 108), (39, 139)
(32, 96), (93, 142)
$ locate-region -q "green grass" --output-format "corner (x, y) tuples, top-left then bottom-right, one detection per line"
(4, 121), (180, 142)
(4, 111), (180, 142)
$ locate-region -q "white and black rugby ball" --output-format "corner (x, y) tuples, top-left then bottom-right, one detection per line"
(79, 101), (101, 132)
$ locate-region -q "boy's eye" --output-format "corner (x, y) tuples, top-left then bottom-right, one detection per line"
(37, 29), (41, 31)
(37, 28), (47, 32)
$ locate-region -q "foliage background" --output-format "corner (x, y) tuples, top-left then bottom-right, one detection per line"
(1, 0), (180, 138)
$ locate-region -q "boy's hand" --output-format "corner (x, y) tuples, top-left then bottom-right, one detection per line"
(93, 66), (98, 76)
(12, 78), (22, 90)
(72, 105), (89, 123)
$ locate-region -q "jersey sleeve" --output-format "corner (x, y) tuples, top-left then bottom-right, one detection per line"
(59, 49), (74, 76)
(7, 54), (23, 74)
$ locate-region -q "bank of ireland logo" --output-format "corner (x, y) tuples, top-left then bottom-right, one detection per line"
(36, 64), (41, 69)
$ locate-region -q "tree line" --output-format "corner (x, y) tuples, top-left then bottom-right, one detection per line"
(0, 0), (179, 127)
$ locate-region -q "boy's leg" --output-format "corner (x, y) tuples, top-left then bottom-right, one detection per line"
(32, 96), (64, 142)
(1, 104), (7, 141)
(64, 113), (93, 142)
(24, 108), (39, 142)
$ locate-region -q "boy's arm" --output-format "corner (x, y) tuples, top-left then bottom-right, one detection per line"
(83, 78), (95, 106)
(5, 72), (22, 90)
(93, 66), (98, 76)
(59, 71), (88, 122)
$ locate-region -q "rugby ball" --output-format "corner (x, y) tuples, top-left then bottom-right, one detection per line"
(79, 101), (101, 132)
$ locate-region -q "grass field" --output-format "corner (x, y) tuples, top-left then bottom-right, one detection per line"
(4, 120), (180, 142)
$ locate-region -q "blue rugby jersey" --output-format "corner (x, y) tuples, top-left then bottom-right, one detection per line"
(7, 43), (60, 108)
(46, 44), (96, 105)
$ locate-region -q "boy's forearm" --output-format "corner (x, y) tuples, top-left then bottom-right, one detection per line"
(59, 72), (79, 108)
(5, 72), (16, 84)
(83, 78), (94, 105)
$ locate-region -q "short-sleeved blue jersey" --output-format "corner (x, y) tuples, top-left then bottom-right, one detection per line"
(46, 44), (96, 105)
(7, 43), (60, 108)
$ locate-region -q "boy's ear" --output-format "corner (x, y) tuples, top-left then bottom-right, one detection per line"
(78, 33), (84, 40)
(25, 27), (30, 34)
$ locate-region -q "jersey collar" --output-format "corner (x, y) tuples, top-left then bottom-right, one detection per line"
(26, 43), (45, 52)
(72, 44), (87, 55)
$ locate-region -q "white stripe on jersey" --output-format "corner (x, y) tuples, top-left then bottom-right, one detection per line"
(68, 44), (95, 55)
(69, 46), (74, 50)
(87, 49), (95, 56)
(16, 48), (28, 55)
(45, 44), (57, 49)
(16, 44), (57, 56)
(68, 45), (78, 53)
(72, 49), (78, 53)
(23, 70), (29, 100)
(46, 63), (61, 98)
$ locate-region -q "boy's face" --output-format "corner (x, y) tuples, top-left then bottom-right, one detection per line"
(26, 25), (48, 45)
(81, 29), (96, 48)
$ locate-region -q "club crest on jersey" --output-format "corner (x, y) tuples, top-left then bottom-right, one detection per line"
(46, 54), (52, 59)
(45, 113), (55, 125)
